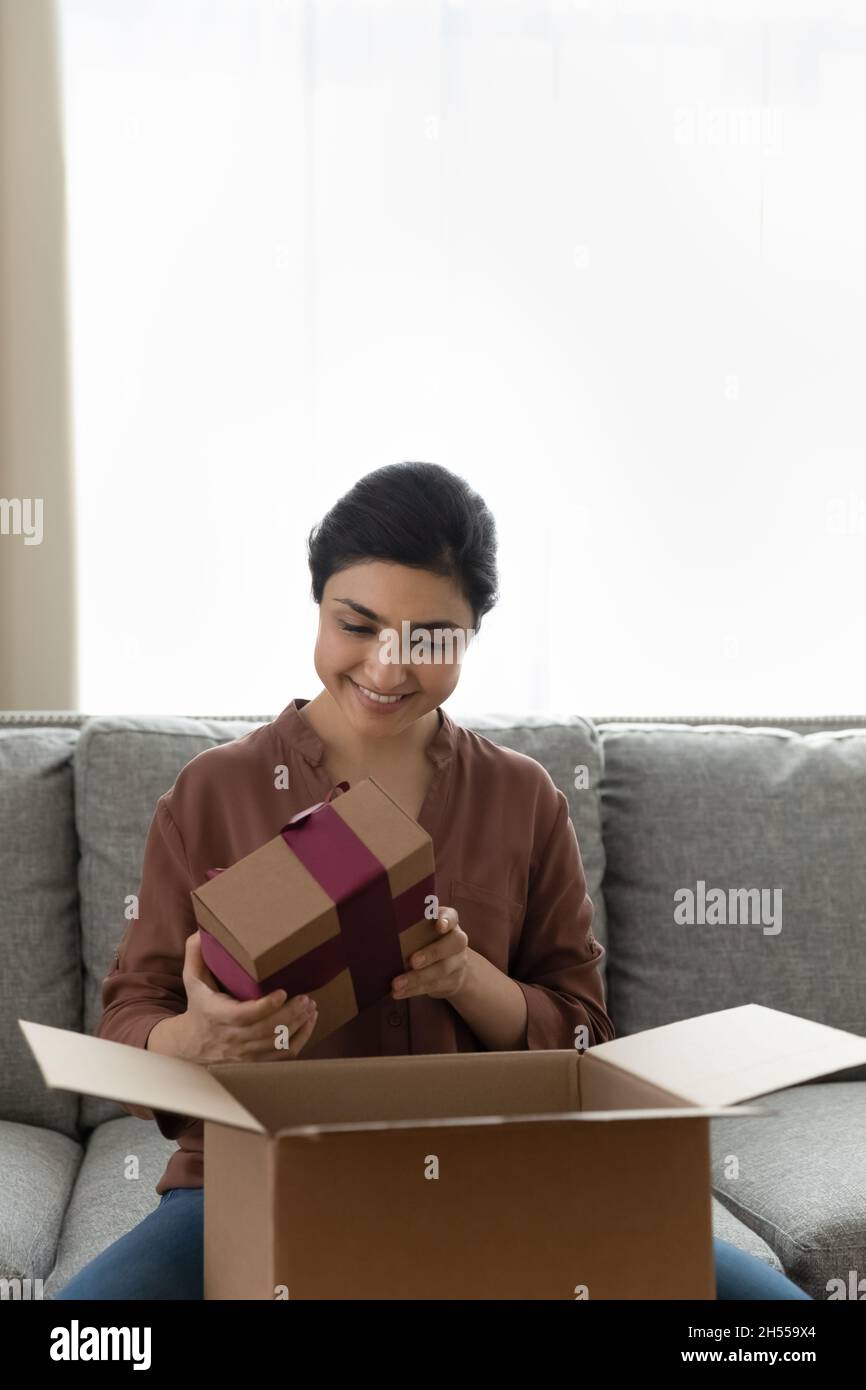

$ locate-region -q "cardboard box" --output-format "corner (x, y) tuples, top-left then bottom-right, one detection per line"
(20, 1005), (866, 1299)
(189, 777), (440, 1049)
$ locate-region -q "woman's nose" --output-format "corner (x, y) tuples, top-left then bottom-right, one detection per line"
(362, 659), (411, 691)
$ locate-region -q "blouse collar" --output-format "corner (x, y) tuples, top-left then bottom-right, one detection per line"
(274, 696), (457, 770)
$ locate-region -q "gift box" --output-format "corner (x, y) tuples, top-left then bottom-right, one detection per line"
(189, 777), (440, 1048)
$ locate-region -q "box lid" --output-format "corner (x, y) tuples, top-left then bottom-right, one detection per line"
(586, 1003), (866, 1107)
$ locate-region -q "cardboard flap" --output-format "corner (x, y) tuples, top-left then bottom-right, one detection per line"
(272, 1102), (768, 1137)
(18, 1020), (265, 1133)
(586, 1004), (866, 1107)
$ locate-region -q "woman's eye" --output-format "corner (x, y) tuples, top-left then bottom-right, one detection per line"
(338, 621), (375, 636)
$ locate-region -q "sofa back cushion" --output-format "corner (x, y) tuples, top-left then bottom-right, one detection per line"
(599, 723), (866, 1077)
(465, 713), (607, 965)
(0, 728), (81, 1136)
(75, 716), (266, 1127)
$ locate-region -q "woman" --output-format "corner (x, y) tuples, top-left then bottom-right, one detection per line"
(54, 462), (811, 1301)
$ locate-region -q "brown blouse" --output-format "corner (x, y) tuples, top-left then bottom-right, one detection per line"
(98, 697), (614, 1194)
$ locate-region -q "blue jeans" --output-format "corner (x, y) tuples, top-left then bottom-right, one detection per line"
(52, 1188), (812, 1300)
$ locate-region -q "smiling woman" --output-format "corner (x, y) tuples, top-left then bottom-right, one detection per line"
(305, 460), (492, 727)
(52, 461), (810, 1301)
(296, 464), (496, 822)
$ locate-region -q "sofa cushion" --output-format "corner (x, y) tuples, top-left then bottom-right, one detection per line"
(45, 1115), (177, 1297)
(464, 714), (607, 965)
(711, 1081), (866, 1300)
(0, 1120), (81, 1286)
(74, 716), (267, 1128)
(0, 728), (81, 1137)
(599, 723), (866, 1071)
(710, 1194), (784, 1272)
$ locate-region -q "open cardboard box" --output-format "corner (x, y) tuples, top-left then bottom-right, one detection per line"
(20, 1004), (866, 1299)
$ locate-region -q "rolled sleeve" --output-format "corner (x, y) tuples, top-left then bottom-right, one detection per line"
(511, 777), (615, 1051)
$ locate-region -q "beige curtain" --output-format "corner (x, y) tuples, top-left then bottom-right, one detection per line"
(0, 0), (77, 709)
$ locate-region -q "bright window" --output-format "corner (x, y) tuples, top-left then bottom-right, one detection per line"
(58, 0), (866, 717)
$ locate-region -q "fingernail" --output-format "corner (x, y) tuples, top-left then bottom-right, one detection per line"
(298, 996), (308, 1005)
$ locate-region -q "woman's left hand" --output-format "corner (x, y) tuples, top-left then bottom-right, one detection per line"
(391, 907), (470, 1000)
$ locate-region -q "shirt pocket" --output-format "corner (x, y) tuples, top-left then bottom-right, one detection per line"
(449, 877), (524, 974)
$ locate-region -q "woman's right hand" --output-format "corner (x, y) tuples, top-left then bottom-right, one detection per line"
(158, 930), (318, 1064)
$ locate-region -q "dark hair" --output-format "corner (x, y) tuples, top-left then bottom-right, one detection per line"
(307, 462), (499, 628)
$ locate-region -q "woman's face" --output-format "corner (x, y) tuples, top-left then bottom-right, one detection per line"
(314, 561), (476, 740)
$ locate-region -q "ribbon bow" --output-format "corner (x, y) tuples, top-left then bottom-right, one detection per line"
(279, 781), (350, 832)
(204, 783), (350, 881)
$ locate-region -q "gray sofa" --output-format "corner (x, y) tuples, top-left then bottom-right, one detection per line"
(1, 709), (864, 1300)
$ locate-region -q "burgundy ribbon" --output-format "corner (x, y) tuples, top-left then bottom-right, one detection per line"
(200, 783), (435, 1006)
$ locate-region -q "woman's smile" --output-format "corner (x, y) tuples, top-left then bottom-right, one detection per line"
(347, 675), (417, 714)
